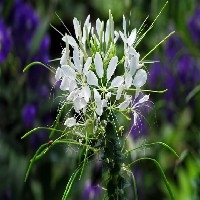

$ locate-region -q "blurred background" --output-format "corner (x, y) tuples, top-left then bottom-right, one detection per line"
(0, 0), (200, 199)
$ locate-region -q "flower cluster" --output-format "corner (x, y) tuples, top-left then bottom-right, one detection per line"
(55, 12), (149, 136)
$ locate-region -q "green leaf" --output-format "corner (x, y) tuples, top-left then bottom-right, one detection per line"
(23, 62), (55, 74)
(128, 157), (175, 200)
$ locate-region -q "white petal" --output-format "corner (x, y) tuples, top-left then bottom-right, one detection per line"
(73, 46), (82, 72)
(86, 71), (98, 86)
(114, 31), (119, 43)
(105, 20), (110, 44)
(60, 50), (67, 65)
(116, 85), (124, 100)
(94, 52), (104, 78)
(127, 29), (136, 46)
(119, 31), (126, 44)
(67, 90), (79, 101)
(133, 112), (138, 126)
(109, 76), (124, 88)
(74, 97), (87, 111)
(130, 56), (138, 75)
(82, 15), (91, 44)
(122, 15), (126, 36)
(73, 17), (80, 39)
(67, 35), (78, 47)
(96, 18), (102, 37)
(96, 99), (107, 116)
(105, 92), (111, 99)
(64, 117), (76, 127)
(133, 69), (147, 88)
(125, 72), (132, 88)
(83, 57), (92, 73)
(55, 67), (62, 81)
(118, 95), (131, 110)
(135, 95), (149, 106)
(107, 56), (118, 82)
(118, 100), (130, 110)
(61, 65), (76, 80)
(93, 88), (101, 101)
(60, 77), (70, 91)
(129, 47), (137, 56)
(81, 86), (91, 102)
(69, 79), (77, 92)
(84, 15), (91, 29)
(96, 103), (103, 116)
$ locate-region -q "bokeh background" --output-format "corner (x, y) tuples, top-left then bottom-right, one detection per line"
(0, 0), (200, 199)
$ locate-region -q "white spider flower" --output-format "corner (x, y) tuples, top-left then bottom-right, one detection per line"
(64, 117), (77, 127)
(55, 11), (150, 130)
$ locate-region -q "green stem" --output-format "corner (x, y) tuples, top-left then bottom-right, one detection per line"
(103, 122), (126, 200)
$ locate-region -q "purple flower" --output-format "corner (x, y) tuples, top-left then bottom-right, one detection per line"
(28, 130), (47, 150)
(148, 61), (164, 89)
(11, 3), (39, 63)
(0, 19), (12, 62)
(188, 8), (200, 43)
(83, 181), (101, 200)
(36, 35), (50, 63)
(165, 33), (183, 60)
(28, 35), (50, 87)
(176, 54), (195, 85)
(22, 104), (36, 127)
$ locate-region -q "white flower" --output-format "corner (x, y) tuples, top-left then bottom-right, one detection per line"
(54, 12), (150, 129)
(119, 15), (136, 46)
(94, 89), (107, 116)
(64, 117), (77, 127)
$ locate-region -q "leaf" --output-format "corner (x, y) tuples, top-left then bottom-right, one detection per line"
(62, 166), (81, 200)
(129, 157), (175, 200)
(23, 62), (55, 74)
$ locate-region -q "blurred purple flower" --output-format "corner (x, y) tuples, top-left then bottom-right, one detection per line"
(176, 54), (195, 85)
(83, 182), (101, 200)
(188, 8), (200, 43)
(11, 2), (39, 63)
(164, 33), (183, 60)
(164, 73), (176, 101)
(0, 19), (12, 62)
(148, 61), (163, 89)
(33, 35), (50, 64)
(27, 35), (50, 88)
(28, 130), (47, 150)
(22, 104), (36, 127)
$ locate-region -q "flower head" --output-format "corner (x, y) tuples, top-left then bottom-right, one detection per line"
(55, 12), (149, 138)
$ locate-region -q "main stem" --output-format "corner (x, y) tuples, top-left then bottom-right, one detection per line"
(103, 122), (126, 200)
